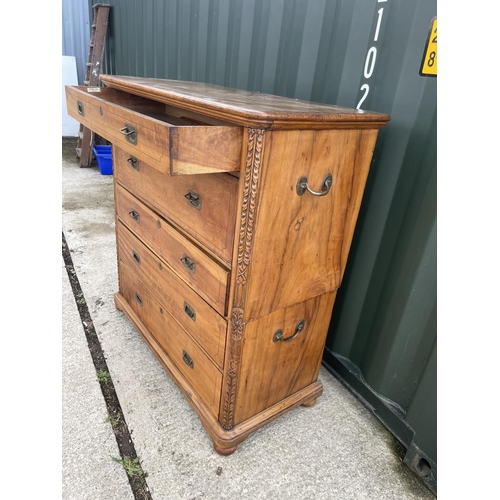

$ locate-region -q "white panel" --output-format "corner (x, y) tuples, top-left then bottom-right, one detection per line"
(62, 56), (80, 137)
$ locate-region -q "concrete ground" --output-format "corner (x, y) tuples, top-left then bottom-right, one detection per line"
(61, 137), (435, 500)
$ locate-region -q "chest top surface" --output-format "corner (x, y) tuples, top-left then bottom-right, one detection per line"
(99, 75), (390, 130)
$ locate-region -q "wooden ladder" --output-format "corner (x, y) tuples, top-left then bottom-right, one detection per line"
(76, 4), (111, 167)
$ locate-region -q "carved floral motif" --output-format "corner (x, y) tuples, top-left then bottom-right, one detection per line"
(221, 128), (264, 430)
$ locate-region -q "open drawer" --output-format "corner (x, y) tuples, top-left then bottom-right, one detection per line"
(65, 85), (243, 175)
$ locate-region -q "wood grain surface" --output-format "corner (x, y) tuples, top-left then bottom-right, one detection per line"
(118, 261), (223, 418)
(244, 128), (379, 320)
(117, 221), (227, 368)
(233, 291), (336, 424)
(114, 146), (239, 264)
(170, 126), (242, 175)
(66, 85), (243, 175)
(100, 75), (391, 130)
(115, 183), (230, 316)
(117, 288), (324, 454)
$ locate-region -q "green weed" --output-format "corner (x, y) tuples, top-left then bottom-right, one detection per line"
(105, 412), (121, 427)
(96, 370), (110, 384)
(112, 456), (146, 483)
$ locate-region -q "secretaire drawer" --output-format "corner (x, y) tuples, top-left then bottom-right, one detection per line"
(115, 184), (230, 316)
(114, 146), (238, 264)
(65, 85), (242, 175)
(118, 262), (223, 418)
(117, 221), (227, 368)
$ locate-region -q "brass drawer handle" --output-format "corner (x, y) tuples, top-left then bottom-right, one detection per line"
(273, 320), (305, 343)
(127, 156), (139, 170)
(135, 292), (143, 307)
(296, 174), (332, 197)
(180, 254), (196, 274)
(77, 100), (84, 116)
(184, 302), (196, 321)
(184, 190), (201, 210)
(129, 210), (140, 223)
(119, 124), (137, 145)
(182, 350), (194, 369)
(132, 251), (141, 265)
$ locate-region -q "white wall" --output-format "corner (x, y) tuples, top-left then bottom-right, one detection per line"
(62, 56), (80, 137)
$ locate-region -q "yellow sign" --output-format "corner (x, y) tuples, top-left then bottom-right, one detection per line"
(420, 17), (437, 77)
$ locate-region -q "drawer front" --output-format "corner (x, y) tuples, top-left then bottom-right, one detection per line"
(114, 145), (238, 264)
(115, 184), (230, 316)
(119, 261), (223, 418)
(66, 86), (171, 172)
(117, 221), (227, 368)
(65, 85), (242, 175)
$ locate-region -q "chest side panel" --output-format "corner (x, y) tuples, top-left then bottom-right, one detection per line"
(243, 128), (379, 320)
(233, 291), (337, 424)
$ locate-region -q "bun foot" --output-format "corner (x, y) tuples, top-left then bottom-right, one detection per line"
(302, 398), (317, 408)
(213, 442), (237, 456)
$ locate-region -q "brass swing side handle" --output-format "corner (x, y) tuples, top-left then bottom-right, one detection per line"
(273, 320), (305, 343)
(296, 174), (332, 196)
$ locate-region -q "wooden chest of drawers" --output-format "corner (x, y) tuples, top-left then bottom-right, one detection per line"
(65, 76), (390, 454)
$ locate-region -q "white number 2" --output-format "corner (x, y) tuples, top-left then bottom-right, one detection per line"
(356, 84), (370, 109)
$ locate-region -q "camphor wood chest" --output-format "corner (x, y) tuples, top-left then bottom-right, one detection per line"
(65, 76), (390, 454)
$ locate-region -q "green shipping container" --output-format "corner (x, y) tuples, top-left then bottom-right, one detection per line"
(83, 0), (437, 493)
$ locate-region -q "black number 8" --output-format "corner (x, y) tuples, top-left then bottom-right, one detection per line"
(427, 51), (436, 67)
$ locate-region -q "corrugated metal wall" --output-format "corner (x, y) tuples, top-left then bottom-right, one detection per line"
(81, 0), (437, 493)
(95, 0), (437, 110)
(62, 0), (90, 85)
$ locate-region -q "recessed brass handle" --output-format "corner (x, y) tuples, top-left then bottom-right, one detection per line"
(180, 254), (196, 274)
(127, 156), (139, 170)
(119, 124), (137, 145)
(296, 174), (332, 196)
(182, 350), (194, 369)
(135, 292), (143, 307)
(77, 100), (84, 116)
(184, 190), (201, 210)
(273, 320), (305, 343)
(129, 210), (140, 223)
(132, 251), (141, 265)
(184, 302), (196, 321)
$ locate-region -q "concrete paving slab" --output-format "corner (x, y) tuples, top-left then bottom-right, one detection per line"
(62, 259), (134, 500)
(62, 138), (434, 499)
